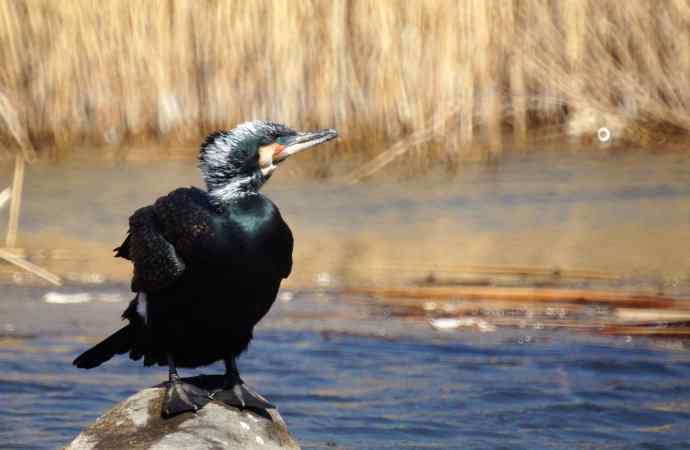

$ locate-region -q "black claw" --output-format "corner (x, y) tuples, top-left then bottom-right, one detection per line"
(215, 357), (274, 411)
(212, 382), (274, 411)
(162, 379), (212, 418)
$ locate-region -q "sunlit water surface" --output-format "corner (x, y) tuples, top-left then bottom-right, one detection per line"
(2, 150), (690, 449)
(2, 286), (690, 449)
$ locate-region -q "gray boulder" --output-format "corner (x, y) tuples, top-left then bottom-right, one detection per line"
(65, 376), (300, 450)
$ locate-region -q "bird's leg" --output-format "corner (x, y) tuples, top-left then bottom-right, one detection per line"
(161, 354), (211, 418)
(211, 357), (274, 410)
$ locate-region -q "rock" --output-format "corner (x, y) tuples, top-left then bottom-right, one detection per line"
(65, 375), (300, 450)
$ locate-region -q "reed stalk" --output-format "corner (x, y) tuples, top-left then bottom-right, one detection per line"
(0, 1), (687, 161)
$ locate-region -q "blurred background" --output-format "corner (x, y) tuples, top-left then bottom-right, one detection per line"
(2, 1), (690, 449)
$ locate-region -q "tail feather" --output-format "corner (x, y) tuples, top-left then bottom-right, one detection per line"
(73, 325), (133, 369)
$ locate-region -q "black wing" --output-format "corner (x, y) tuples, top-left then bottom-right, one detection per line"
(116, 205), (186, 293)
(150, 187), (218, 263)
(115, 187), (215, 293)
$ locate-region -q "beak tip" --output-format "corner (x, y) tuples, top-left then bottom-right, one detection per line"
(273, 127), (338, 162)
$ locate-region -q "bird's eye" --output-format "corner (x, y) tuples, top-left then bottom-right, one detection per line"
(275, 136), (286, 145)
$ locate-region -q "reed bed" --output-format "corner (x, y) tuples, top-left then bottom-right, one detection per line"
(0, 0), (689, 164)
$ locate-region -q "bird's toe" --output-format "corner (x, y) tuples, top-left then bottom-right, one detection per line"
(212, 382), (274, 411)
(162, 380), (212, 418)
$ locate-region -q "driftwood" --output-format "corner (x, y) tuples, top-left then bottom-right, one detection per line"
(602, 326), (690, 336)
(420, 264), (622, 281)
(0, 248), (62, 285)
(350, 286), (681, 309)
(0, 155), (62, 285)
(352, 285), (690, 337)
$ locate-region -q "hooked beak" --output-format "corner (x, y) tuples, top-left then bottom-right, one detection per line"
(273, 128), (338, 163)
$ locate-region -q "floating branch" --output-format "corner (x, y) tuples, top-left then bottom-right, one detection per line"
(351, 286), (680, 309)
(0, 248), (61, 286)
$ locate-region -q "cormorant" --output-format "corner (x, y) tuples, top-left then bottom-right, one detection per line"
(73, 121), (338, 417)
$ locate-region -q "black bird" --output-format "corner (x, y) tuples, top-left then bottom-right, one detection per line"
(73, 121), (337, 417)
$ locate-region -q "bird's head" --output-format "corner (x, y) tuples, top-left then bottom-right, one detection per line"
(199, 120), (337, 201)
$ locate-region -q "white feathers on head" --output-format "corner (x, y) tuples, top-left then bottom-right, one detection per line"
(198, 121), (294, 202)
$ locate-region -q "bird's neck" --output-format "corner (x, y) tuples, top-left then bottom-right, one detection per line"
(207, 173), (264, 204)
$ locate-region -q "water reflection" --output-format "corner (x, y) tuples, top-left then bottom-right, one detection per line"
(1, 149), (690, 289)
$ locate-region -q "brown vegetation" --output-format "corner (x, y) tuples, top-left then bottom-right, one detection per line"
(355, 285), (690, 337)
(0, 1), (689, 163)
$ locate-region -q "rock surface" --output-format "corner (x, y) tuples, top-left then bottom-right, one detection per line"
(64, 376), (300, 450)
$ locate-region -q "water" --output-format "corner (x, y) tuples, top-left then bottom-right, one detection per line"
(2, 150), (690, 448)
(3, 149), (690, 288)
(2, 285), (690, 449)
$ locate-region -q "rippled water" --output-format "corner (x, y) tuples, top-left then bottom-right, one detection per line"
(2, 285), (690, 449)
(2, 150), (690, 448)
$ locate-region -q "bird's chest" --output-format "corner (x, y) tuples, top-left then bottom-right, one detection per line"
(175, 216), (283, 319)
(159, 195), (291, 282)
(180, 213), (275, 268)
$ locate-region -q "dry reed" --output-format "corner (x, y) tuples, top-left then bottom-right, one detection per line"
(0, 1), (688, 164)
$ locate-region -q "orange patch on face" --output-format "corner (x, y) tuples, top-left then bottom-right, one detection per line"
(273, 144), (285, 156)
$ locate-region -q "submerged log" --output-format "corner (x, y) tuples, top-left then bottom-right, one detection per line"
(65, 376), (300, 450)
(351, 286), (682, 309)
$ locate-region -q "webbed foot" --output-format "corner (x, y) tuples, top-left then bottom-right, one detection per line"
(162, 377), (212, 418)
(211, 379), (274, 410)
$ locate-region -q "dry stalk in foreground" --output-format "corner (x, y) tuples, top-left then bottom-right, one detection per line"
(340, 105), (464, 183)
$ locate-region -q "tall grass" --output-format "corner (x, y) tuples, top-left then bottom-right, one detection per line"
(0, 0), (688, 162)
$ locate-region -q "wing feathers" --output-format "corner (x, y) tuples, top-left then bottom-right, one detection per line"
(127, 205), (186, 292)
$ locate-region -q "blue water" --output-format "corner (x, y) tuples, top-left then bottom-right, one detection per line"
(3, 151), (690, 448)
(2, 288), (690, 449)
